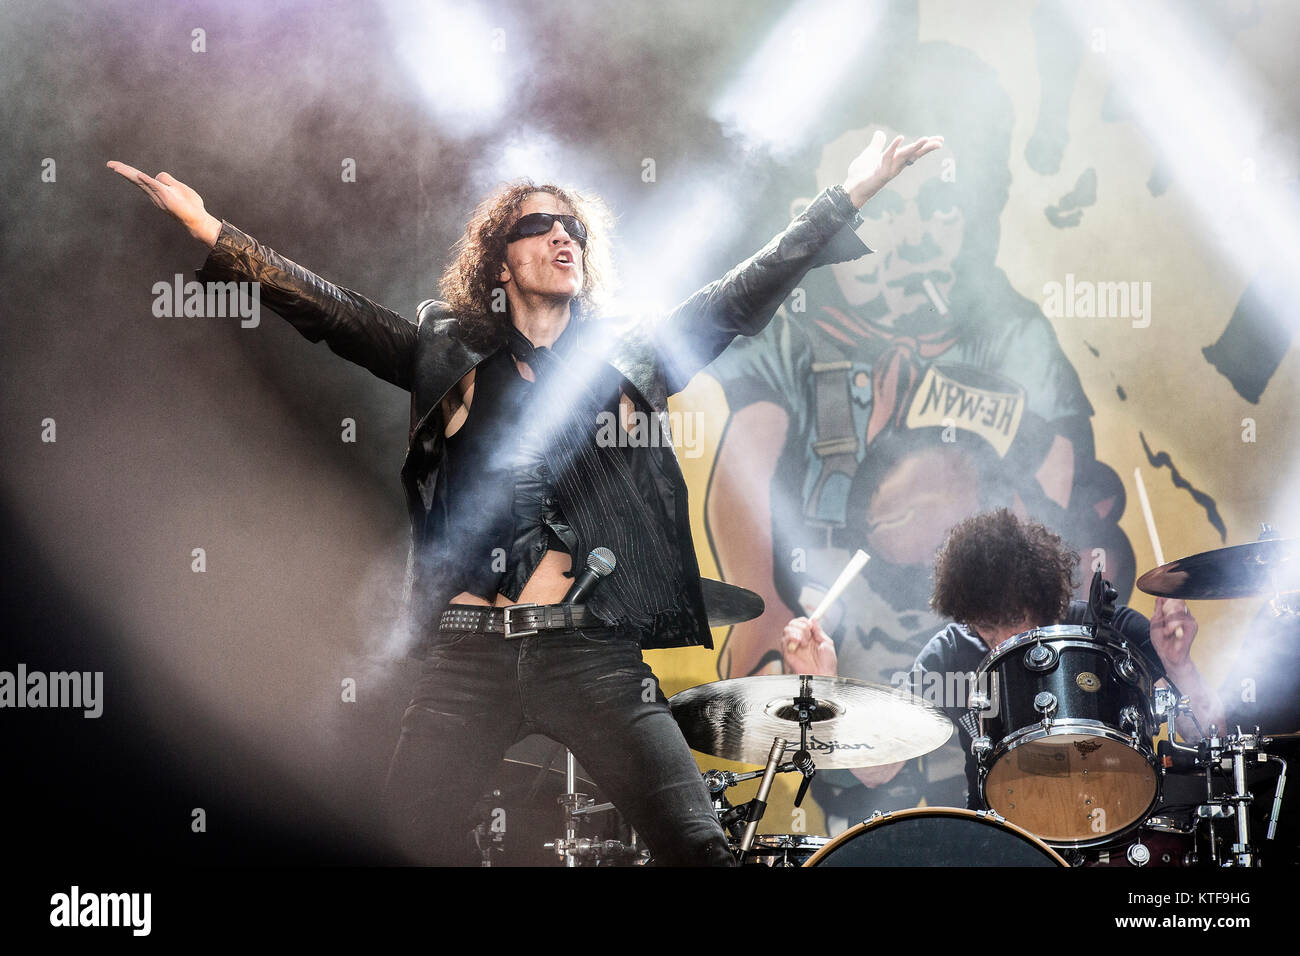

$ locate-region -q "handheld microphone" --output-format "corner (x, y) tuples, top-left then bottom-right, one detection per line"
(563, 547), (616, 604)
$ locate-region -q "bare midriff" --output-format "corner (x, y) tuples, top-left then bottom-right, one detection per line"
(443, 358), (577, 608)
(450, 548), (574, 607)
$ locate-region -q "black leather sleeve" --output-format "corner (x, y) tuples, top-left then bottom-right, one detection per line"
(653, 185), (871, 395)
(194, 220), (419, 391)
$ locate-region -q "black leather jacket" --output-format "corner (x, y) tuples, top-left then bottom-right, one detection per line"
(194, 186), (870, 653)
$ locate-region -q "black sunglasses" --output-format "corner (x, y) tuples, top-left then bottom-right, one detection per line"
(503, 212), (588, 247)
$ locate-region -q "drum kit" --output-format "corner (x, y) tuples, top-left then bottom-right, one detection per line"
(474, 533), (1298, 866)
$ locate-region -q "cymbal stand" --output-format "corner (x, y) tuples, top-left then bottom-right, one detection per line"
(548, 749), (648, 866)
(704, 767), (795, 842)
(790, 675), (818, 808)
(1186, 726), (1287, 867)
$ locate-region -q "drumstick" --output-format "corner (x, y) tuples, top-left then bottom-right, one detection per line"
(1134, 467), (1184, 639)
(1133, 467), (1165, 567)
(809, 550), (870, 624)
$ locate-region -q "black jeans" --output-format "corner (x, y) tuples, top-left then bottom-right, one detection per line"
(383, 615), (735, 866)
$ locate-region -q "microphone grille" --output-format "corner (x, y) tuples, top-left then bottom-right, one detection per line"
(588, 547), (616, 577)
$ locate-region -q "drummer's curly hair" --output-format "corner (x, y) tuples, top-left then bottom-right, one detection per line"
(930, 509), (1078, 630)
(438, 180), (615, 352)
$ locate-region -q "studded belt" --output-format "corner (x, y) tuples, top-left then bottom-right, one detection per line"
(438, 603), (603, 640)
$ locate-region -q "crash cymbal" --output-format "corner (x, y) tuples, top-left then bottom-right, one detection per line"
(700, 577), (765, 627)
(1136, 538), (1300, 600)
(669, 674), (952, 770)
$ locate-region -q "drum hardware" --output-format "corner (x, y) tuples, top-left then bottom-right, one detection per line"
(1025, 643), (1056, 671)
(707, 792), (751, 843)
(1153, 687), (1178, 721)
(722, 683), (821, 861)
(1082, 825), (1201, 868)
(1145, 813), (1197, 833)
(702, 762), (807, 846)
(1160, 726), (1290, 867)
(545, 798), (647, 865)
(784, 675), (822, 809)
(544, 832), (648, 866)
(1120, 706), (1142, 741)
(1033, 691), (1057, 728)
(529, 749), (647, 867)
(699, 738), (807, 862)
(472, 751), (619, 867)
(1115, 653), (1138, 683)
(1172, 690), (1205, 739)
(1195, 805), (1234, 819)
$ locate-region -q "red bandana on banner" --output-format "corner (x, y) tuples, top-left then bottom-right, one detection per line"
(817, 306), (959, 444)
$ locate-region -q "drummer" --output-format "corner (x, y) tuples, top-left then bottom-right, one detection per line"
(782, 508), (1225, 806)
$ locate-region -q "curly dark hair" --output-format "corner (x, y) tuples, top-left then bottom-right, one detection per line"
(930, 509), (1078, 629)
(438, 180), (615, 351)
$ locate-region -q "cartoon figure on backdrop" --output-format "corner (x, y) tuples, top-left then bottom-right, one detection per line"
(705, 42), (1135, 829)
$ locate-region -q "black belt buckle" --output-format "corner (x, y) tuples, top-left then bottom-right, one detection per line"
(503, 603), (541, 640)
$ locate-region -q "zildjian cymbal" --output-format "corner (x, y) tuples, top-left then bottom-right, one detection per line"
(669, 674), (953, 770)
(1136, 538), (1300, 600)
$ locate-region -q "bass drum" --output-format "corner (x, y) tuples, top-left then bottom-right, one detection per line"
(804, 808), (1067, 867)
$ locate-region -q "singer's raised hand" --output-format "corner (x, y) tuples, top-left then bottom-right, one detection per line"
(106, 161), (221, 248)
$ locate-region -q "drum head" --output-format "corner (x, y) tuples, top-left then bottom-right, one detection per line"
(980, 624), (1099, 671)
(804, 808), (1066, 867)
(984, 732), (1158, 844)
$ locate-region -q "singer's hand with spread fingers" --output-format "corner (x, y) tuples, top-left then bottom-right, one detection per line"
(1149, 597), (1199, 674)
(781, 617), (838, 677)
(842, 130), (944, 209)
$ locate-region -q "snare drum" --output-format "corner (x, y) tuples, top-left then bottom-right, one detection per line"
(803, 807), (1066, 866)
(972, 624), (1160, 846)
(740, 834), (830, 867)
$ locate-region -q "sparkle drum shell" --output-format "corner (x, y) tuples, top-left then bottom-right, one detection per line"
(973, 624), (1160, 847)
